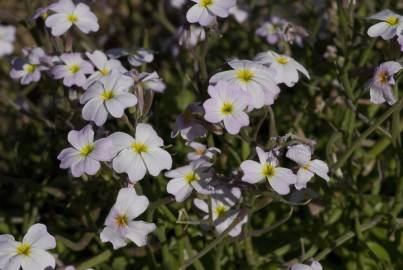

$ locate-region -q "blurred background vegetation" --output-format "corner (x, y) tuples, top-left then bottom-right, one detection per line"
(1, 0), (403, 269)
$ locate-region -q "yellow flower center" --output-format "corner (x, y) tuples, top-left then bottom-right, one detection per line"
(200, 0), (214, 7)
(220, 102), (234, 115)
(41, 12), (49, 20)
(67, 13), (78, 23)
(80, 144), (94, 157)
(131, 142), (148, 154)
(385, 16), (399, 26)
(23, 64), (36, 74)
(377, 71), (390, 85)
(16, 243), (31, 256)
(114, 214), (128, 228)
(100, 68), (109, 76)
(262, 163), (276, 178)
(302, 162), (311, 171)
(276, 56), (289, 65)
(100, 90), (114, 101)
(214, 205), (227, 217)
(184, 171), (200, 183)
(236, 69), (255, 83)
(69, 64), (81, 74)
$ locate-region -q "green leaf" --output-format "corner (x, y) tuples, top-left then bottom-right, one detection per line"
(367, 241), (391, 263)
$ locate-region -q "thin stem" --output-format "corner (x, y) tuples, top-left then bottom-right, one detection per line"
(76, 250), (112, 270)
(180, 209), (248, 269)
(235, 207), (293, 240)
(333, 98), (403, 171)
(314, 216), (383, 261)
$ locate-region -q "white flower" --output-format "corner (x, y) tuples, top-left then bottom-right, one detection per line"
(203, 80), (250, 134)
(193, 186), (247, 237)
(45, 0), (99, 36)
(100, 187), (156, 249)
(186, 0), (236, 26)
(241, 146), (297, 195)
(128, 48), (154, 67)
(0, 223), (56, 270)
(108, 124), (172, 182)
(186, 141), (221, 162)
(291, 260), (322, 270)
(0, 24), (16, 57)
(10, 47), (50, 85)
(367, 9), (403, 40)
(51, 53), (94, 87)
(286, 144), (329, 190)
(210, 60), (280, 109)
(255, 51), (310, 87)
(368, 61), (402, 105)
(166, 161), (212, 202)
(57, 125), (113, 177)
(80, 71), (137, 126)
(84, 50), (127, 89)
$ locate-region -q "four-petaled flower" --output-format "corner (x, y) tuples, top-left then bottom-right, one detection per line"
(100, 187), (156, 249)
(241, 147), (297, 195)
(186, 0), (236, 26)
(57, 125), (113, 177)
(166, 161), (212, 202)
(210, 60), (280, 109)
(10, 47), (50, 85)
(367, 9), (403, 40)
(369, 61), (402, 105)
(255, 51), (310, 87)
(0, 223), (56, 270)
(84, 50), (127, 89)
(108, 124), (172, 182)
(52, 53), (94, 87)
(203, 81), (250, 135)
(286, 144), (329, 190)
(80, 71), (137, 126)
(45, 0), (99, 36)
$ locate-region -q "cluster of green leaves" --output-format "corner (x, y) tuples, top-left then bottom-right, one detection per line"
(0, 0), (402, 269)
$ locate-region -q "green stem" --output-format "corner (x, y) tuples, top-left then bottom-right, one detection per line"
(314, 216), (383, 261)
(333, 98), (403, 171)
(180, 209), (248, 269)
(76, 250), (112, 270)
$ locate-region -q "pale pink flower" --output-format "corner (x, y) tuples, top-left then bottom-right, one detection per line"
(45, 0), (99, 36)
(203, 81), (250, 135)
(100, 188), (156, 249)
(0, 224), (56, 270)
(57, 125), (113, 177)
(241, 147), (297, 195)
(52, 53), (94, 87)
(186, 0), (236, 26)
(286, 144), (329, 190)
(108, 124), (172, 182)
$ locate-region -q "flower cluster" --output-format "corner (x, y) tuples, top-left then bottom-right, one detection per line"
(256, 16), (308, 46)
(1, 0), (349, 268)
(367, 10), (403, 105)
